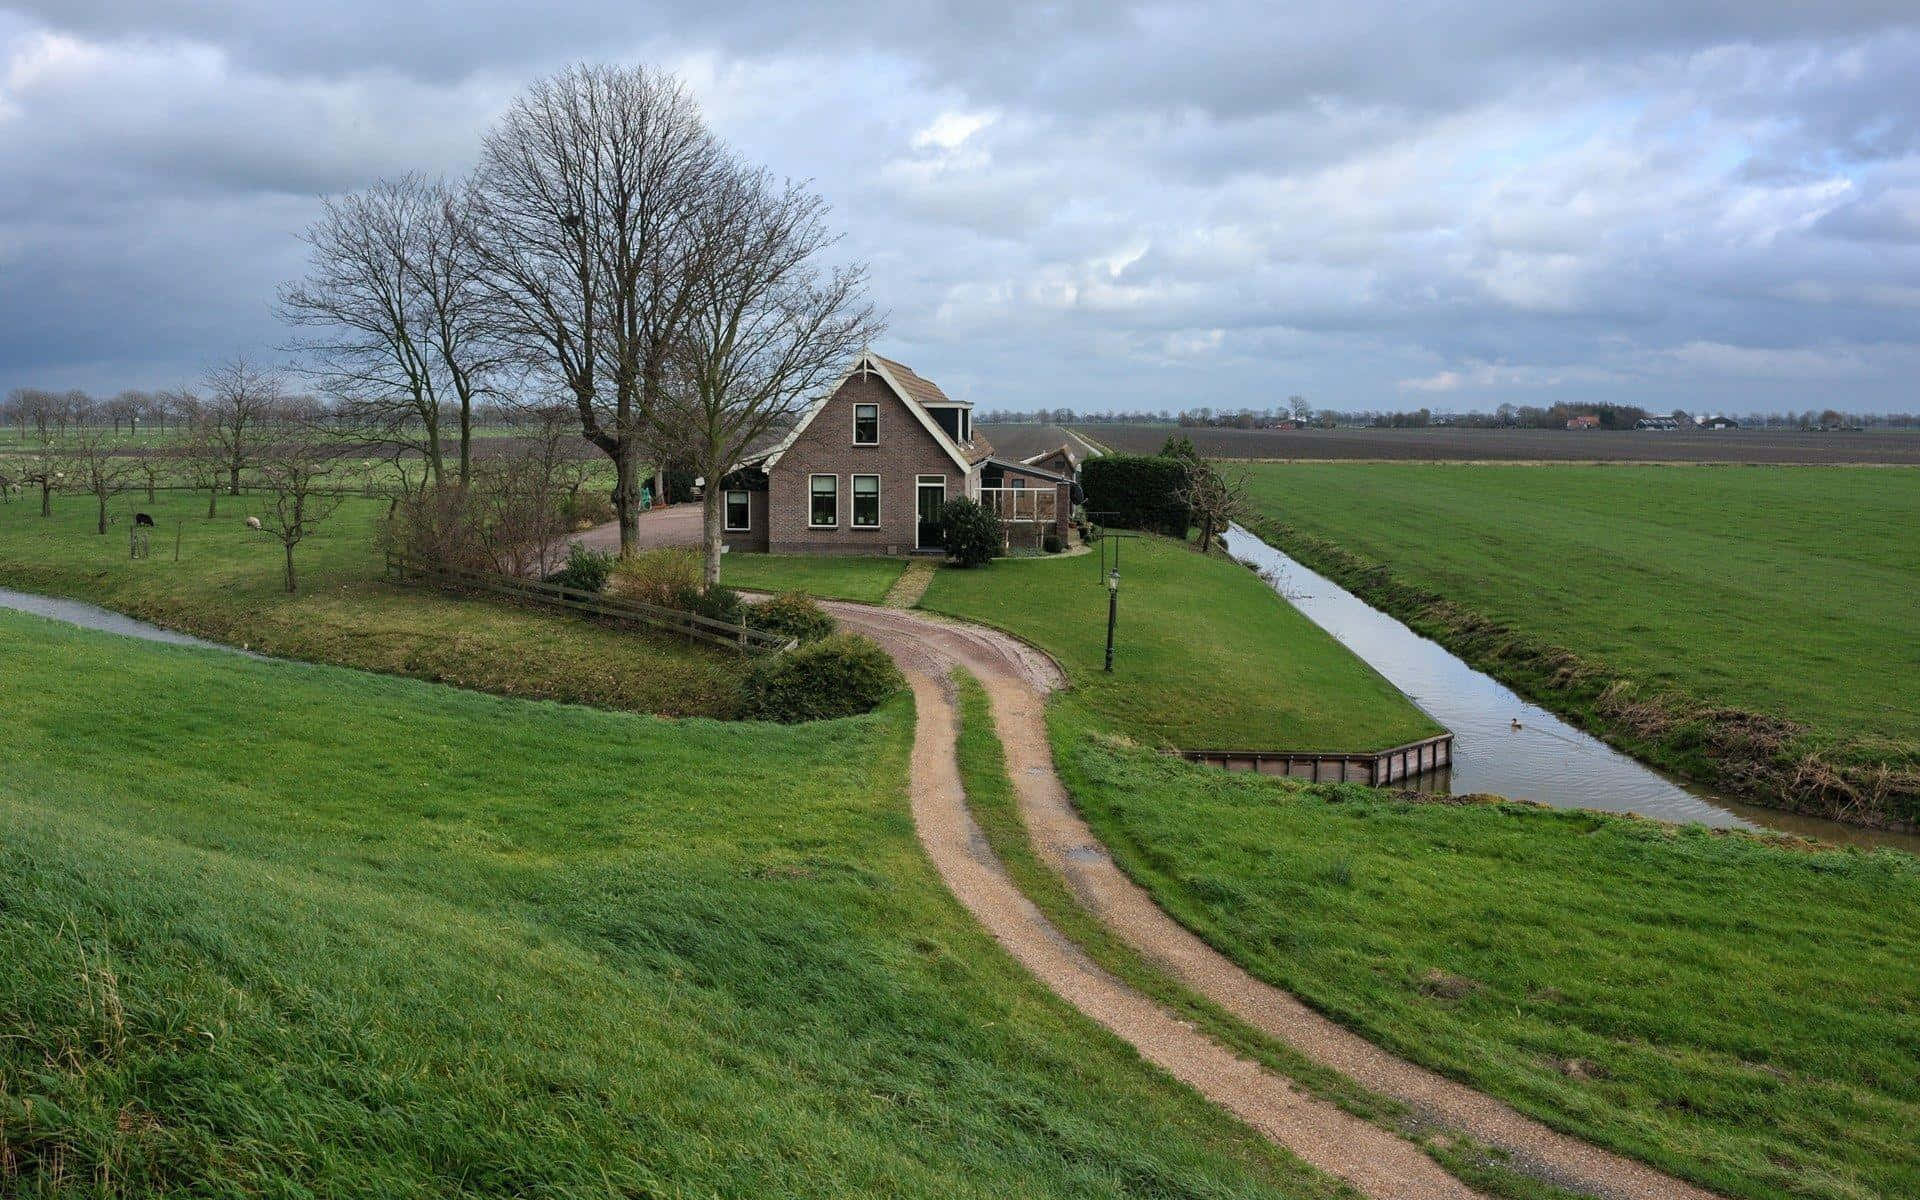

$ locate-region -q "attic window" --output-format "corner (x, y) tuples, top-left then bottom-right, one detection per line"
(853, 403), (878, 445)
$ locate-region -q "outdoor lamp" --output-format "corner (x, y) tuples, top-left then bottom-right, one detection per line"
(1104, 568), (1120, 672)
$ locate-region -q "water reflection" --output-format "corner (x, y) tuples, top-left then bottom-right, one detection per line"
(1223, 527), (1919, 854)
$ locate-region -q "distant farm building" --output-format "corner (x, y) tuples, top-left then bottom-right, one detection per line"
(1697, 415), (1739, 430)
(1636, 416), (1681, 430)
(1566, 415), (1600, 430)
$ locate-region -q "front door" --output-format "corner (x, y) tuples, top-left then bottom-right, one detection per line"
(916, 477), (946, 550)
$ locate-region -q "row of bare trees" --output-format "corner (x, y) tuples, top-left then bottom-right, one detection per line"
(277, 61), (879, 587)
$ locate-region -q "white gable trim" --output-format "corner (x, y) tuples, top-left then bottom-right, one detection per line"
(760, 351), (973, 476)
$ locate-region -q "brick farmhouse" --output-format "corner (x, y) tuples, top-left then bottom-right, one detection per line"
(719, 351), (1073, 555)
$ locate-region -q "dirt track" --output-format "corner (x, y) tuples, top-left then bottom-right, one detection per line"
(832, 599), (1722, 1200)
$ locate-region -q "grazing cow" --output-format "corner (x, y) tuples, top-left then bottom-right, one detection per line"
(245, 516), (262, 530)
(134, 512), (156, 527)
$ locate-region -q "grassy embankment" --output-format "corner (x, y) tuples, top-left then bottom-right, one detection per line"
(1052, 724), (1920, 1200)
(0, 491), (741, 717)
(1239, 463), (1920, 825)
(0, 610), (1349, 1199)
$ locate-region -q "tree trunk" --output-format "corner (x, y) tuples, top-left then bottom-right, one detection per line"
(207, 487), (219, 519)
(40, 483), (51, 517)
(458, 401), (472, 487)
(284, 543), (297, 593)
(97, 494), (108, 534)
(702, 485), (724, 588)
(229, 463), (241, 496)
(146, 479), (156, 502)
(613, 449), (639, 557)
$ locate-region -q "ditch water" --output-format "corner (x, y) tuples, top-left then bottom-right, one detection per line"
(1221, 526), (1920, 854)
(0, 588), (263, 657)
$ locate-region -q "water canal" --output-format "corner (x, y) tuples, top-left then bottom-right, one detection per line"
(1222, 526), (1920, 853)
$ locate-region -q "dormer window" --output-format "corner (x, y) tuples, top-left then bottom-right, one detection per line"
(853, 403), (878, 445)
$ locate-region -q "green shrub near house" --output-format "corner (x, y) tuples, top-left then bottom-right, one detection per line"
(749, 591), (837, 645)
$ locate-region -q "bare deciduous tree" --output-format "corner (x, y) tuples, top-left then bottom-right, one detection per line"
(60, 425), (134, 534)
(1177, 458), (1249, 554)
(650, 163), (880, 586)
(253, 435), (348, 593)
(280, 176), (500, 487)
(472, 62), (724, 555)
(203, 356), (282, 495)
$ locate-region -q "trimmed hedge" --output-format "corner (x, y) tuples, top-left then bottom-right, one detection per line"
(1082, 454), (1190, 534)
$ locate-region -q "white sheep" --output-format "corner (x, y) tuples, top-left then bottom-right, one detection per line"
(245, 516), (262, 530)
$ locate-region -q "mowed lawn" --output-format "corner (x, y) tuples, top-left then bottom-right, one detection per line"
(721, 552), (907, 604)
(1241, 464), (1920, 746)
(920, 536), (1439, 752)
(0, 611), (1343, 1200)
(1059, 729), (1920, 1200)
(0, 491), (742, 717)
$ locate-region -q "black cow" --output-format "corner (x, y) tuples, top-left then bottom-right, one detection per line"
(134, 512), (157, 527)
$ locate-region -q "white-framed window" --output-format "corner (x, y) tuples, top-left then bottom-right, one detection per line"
(853, 403), (878, 445)
(808, 474), (838, 528)
(852, 474), (880, 527)
(724, 489), (751, 531)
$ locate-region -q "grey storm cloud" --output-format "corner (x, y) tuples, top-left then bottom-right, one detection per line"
(2, 1), (1919, 412)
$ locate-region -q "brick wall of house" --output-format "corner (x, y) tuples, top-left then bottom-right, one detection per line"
(766, 372), (974, 554)
(720, 489), (769, 554)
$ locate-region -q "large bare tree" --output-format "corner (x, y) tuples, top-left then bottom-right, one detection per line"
(471, 62), (723, 555)
(60, 425), (134, 534)
(203, 356), (282, 495)
(279, 176), (499, 487)
(650, 162), (880, 586)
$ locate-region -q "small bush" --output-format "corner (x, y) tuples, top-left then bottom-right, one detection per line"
(1043, 531), (1062, 554)
(613, 548), (703, 607)
(940, 497), (1001, 567)
(690, 583), (744, 626)
(560, 488), (615, 530)
(749, 592), (837, 646)
(744, 633), (904, 722)
(545, 544), (615, 594)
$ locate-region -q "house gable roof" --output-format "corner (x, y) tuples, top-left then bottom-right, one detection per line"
(1019, 442), (1081, 470)
(760, 351), (976, 475)
(983, 455), (1073, 485)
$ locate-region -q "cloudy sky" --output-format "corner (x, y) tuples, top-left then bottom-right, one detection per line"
(3, 2), (1918, 414)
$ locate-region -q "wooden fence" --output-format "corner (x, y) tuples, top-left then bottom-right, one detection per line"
(385, 552), (794, 655)
(1181, 733), (1453, 788)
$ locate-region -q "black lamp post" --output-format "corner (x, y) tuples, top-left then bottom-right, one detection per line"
(1104, 567), (1119, 672)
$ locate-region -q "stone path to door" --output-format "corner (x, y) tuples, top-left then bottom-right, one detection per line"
(828, 599), (1721, 1200)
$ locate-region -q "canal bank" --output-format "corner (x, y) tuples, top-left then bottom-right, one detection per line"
(1221, 526), (1920, 854)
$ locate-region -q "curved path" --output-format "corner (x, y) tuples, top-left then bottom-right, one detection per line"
(828, 600), (1720, 1200)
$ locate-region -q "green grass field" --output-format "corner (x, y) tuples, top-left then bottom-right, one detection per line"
(1242, 464), (1918, 743)
(721, 552), (907, 604)
(1240, 463), (1920, 820)
(920, 536), (1438, 751)
(1055, 724), (1920, 1200)
(0, 611), (1345, 1199)
(0, 491), (740, 717)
